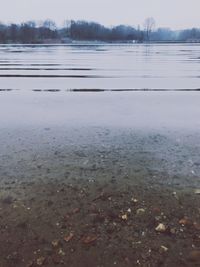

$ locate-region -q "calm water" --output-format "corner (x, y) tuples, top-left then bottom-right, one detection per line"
(0, 43), (200, 90)
(0, 44), (200, 131)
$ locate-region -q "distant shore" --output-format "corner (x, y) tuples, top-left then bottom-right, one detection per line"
(0, 40), (200, 45)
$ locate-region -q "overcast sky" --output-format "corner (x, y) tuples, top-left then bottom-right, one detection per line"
(0, 0), (199, 29)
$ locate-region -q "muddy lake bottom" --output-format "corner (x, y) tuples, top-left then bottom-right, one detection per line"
(1, 128), (200, 267)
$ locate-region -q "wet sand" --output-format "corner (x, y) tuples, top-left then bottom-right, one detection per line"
(1, 126), (200, 267)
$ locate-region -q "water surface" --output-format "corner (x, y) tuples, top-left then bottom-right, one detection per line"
(0, 43), (200, 90)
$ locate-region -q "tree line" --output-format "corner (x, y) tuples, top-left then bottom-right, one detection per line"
(0, 19), (199, 43)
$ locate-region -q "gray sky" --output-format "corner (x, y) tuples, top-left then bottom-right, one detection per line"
(0, 0), (199, 29)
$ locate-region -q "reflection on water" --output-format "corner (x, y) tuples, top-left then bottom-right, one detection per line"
(0, 44), (199, 90)
(0, 43), (200, 133)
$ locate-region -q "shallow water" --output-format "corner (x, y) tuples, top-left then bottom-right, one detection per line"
(1, 44), (200, 188)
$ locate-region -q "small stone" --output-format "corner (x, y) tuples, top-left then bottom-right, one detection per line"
(160, 246), (168, 253)
(58, 248), (65, 256)
(52, 240), (59, 247)
(82, 235), (97, 244)
(127, 208), (131, 213)
(64, 233), (74, 242)
(170, 228), (176, 235)
(195, 189), (200, 195)
(131, 198), (138, 203)
(155, 223), (167, 233)
(136, 208), (145, 215)
(36, 257), (46, 266)
(172, 192), (179, 200)
(121, 214), (128, 220)
(179, 217), (192, 226)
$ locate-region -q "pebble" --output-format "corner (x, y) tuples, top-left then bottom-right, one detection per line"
(58, 248), (65, 256)
(155, 223), (167, 233)
(136, 208), (145, 215)
(170, 228), (176, 234)
(121, 214), (128, 220)
(51, 240), (59, 247)
(131, 198), (138, 203)
(64, 233), (74, 242)
(36, 257), (46, 266)
(160, 246), (168, 252)
(179, 217), (192, 226)
(82, 235), (98, 244)
(195, 189), (200, 195)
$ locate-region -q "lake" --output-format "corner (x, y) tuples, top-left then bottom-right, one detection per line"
(0, 43), (200, 186)
(0, 44), (200, 131)
(1, 44), (200, 267)
(0, 43), (200, 91)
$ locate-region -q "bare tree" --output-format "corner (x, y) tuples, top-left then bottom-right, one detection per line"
(42, 19), (57, 30)
(62, 20), (72, 37)
(144, 17), (155, 41)
(63, 20), (71, 29)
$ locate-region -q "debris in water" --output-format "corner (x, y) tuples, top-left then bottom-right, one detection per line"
(82, 235), (97, 244)
(179, 217), (192, 226)
(36, 257), (46, 266)
(58, 248), (66, 256)
(51, 240), (60, 247)
(136, 208), (145, 215)
(64, 233), (74, 242)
